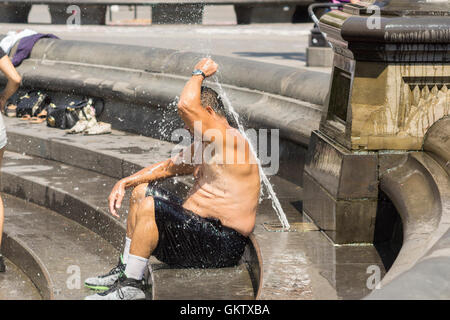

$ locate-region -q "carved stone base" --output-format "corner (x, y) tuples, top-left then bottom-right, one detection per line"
(303, 131), (379, 244)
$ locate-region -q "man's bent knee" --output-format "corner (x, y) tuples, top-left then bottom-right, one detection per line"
(131, 183), (149, 203)
(136, 196), (155, 218)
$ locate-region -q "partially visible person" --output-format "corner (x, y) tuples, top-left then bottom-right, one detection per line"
(0, 47), (22, 272)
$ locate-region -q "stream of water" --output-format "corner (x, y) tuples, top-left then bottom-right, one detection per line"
(184, 13), (290, 230)
(211, 76), (291, 230)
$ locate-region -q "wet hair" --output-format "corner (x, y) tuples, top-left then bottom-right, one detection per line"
(200, 87), (236, 127)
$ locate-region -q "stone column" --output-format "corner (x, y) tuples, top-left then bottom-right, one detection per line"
(303, 0), (450, 244)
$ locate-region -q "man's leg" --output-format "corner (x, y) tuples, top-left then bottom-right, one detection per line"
(124, 196), (159, 281)
(84, 183), (149, 290)
(124, 183), (149, 264)
(85, 196), (158, 300)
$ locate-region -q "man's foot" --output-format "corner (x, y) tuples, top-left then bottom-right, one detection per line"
(84, 273), (147, 300)
(0, 255), (6, 273)
(84, 256), (125, 291)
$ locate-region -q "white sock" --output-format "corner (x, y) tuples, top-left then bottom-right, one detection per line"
(122, 237), (131, 264)
(125, 254), (148, 280)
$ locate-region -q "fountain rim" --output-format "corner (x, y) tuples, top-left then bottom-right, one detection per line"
(346, 0), (450, 17)
(319, 9), (450, 44)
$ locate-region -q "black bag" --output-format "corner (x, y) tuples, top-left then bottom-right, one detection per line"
(16, 91), (50, 117)
(47, 100), (90, 130)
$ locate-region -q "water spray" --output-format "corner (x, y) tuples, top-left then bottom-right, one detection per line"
(211, 76), (290, 230)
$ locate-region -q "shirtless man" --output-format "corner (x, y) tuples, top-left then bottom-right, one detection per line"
(84, 58), (260, 300)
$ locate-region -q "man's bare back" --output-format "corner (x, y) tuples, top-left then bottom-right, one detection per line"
(183, 129), (260, 237)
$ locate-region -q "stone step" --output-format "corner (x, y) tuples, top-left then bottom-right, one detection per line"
(2, 194), (118, 300)
(4, 116), (349, 299)
(0, 255), (42, 300)
(150, 262), (254, 300)
(1, 151), (257, 299)
(1, 150), (128, 249)
(3, 116), (304, 226)
(1, 118), (352, 299)
(4, 116), (194, 193)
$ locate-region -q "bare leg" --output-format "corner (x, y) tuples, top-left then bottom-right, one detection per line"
(127, 183), (149, 239)
(84, 195), (157, 299)
(129, 196), (159, 259)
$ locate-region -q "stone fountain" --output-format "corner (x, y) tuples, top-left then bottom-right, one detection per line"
(303, 0), (450, 244)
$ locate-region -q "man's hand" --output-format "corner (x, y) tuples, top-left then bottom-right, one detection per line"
(194, 58), (218, 78)
(108, 180), (126, 218)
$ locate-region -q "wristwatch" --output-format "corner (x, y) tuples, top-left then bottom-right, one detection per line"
(192, 69), (206, 79)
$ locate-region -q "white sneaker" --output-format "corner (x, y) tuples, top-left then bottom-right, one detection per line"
(84, 257), (125, 291)
(84, 273), (147, 300)
(85, 122), (112, 135)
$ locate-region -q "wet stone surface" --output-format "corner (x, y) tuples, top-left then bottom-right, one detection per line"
(4, 117), (175, 180)
(0, 257), (42, 300)
(254, 177), (385, 300)
(151, 261), (254, 300)
(2, 194), (118, 300)
(0, 151), (256, 300)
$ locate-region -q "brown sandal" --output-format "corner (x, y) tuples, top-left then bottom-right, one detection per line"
(29, 117), (46, 124)
(36, 109), (47, 119)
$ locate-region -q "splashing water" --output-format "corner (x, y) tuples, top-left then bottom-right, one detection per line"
(211, 76), (290, 230)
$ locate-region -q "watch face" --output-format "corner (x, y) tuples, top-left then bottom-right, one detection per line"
(193, 70), (205, 77)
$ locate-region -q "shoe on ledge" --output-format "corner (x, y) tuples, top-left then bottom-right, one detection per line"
(84, 273), (147, 300)
(84, 256), (126, 291)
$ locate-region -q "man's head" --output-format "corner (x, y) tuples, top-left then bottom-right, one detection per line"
(200, 87), (235, 127)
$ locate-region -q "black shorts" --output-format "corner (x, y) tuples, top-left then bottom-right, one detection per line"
(146, 185), (248, 268)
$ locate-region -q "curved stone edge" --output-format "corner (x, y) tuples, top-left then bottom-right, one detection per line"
(5, 59), (314, 185)
(1, 170), (127, 249)
(375, 154), (444, 283)
(24, 38), (331, 107)
(1, 162), (262, 299)
(424, 117), (450, 176)
(10, 59), (322, 147)
(243, 234), (264, 300)
(4, 123), (172, 181)
(1, 231), (55, 300)
(366, 121), (450, 299)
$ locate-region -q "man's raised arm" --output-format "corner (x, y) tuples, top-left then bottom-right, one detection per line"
(177, 58), (219, 134)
